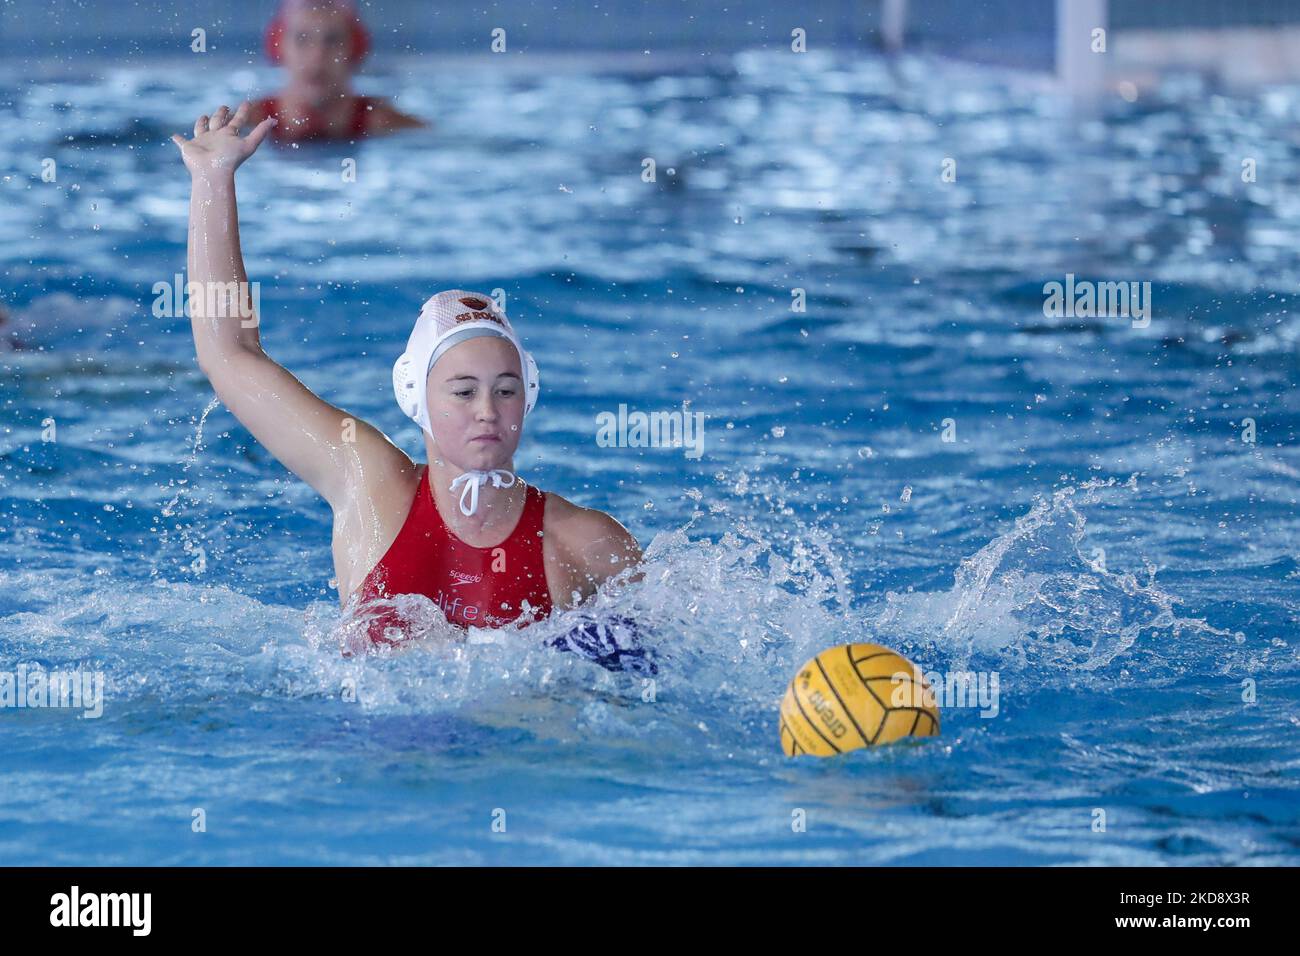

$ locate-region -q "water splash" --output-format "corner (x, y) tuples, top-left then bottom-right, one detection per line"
(872, 477), (1253, 684)
(154, 397), (221, 578)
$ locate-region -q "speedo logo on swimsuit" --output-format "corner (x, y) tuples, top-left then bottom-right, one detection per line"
(448, 570), (482, 587)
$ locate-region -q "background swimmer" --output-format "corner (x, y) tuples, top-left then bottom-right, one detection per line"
(248, 0), (426, 142)
(170, 102), (641, 639)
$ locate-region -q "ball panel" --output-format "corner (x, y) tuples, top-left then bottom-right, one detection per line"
(792, 668), (858, 753)
(779, 716), (804, 756)
(813, 652), (879, 748)
(876, 707), (927, 745)
(848, 644), (897, 665)
(779, 684), (840, 757)
(853, 651), (922, 682)
(860, 674), (937, 711)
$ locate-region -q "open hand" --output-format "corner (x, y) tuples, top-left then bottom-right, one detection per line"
(171, 102), (276, 176)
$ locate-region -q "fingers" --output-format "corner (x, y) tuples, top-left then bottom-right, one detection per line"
(243, 116), (278, 152)
(228, 101), (251, 135)
(209, 105), (231, 131)
(170, 134), (186, 147)
(193, 114), (209, 136)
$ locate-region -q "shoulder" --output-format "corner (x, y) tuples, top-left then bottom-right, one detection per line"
(541, 490), (621, 537)
(331, 426), (416, 516)
(541, 491), (641, 568)
(329, 448), (420, 599)
(362, 97), (428, 133)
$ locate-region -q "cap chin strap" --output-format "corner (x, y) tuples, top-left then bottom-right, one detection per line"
(448, 469), (517, 517)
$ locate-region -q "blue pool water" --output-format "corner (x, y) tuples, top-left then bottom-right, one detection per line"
(1, 51), (1298, 865)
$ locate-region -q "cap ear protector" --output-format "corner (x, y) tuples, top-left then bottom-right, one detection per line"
(264, 4), (371, 65)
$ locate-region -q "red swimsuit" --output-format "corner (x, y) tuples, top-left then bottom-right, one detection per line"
(354, 466), (554, 647)
(256, 94), (378, 141)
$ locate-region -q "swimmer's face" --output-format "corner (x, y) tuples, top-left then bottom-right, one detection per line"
(281, 5), (356, 95)
(425, 337), (525, 470)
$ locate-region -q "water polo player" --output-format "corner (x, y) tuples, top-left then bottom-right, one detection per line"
(248, 0), (425, 142)
(171, 102), (644, 652)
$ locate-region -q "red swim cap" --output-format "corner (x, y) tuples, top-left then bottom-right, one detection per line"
(264, 0), (371, 65)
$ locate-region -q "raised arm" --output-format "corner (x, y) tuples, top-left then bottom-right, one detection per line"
(172, 102), (408, 509)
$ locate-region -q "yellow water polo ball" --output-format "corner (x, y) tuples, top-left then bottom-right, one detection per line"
(779, 643), (940, 757)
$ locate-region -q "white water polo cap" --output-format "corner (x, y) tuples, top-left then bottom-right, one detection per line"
(393, 290), (540, 438)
